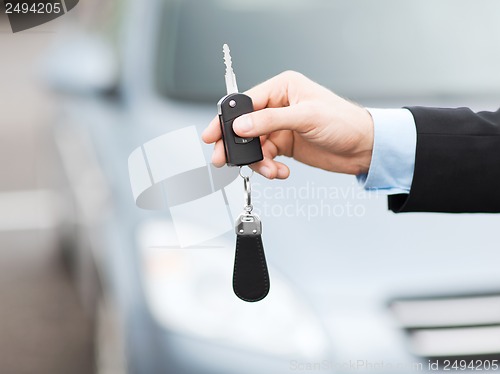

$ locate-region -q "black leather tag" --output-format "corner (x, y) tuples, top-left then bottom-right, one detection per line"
(233, 235), (270, 302)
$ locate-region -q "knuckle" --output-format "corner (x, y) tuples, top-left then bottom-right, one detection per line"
(280, 70), (304, 81)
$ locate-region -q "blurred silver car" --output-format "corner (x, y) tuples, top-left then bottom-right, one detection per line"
(45, 0), (500, 373)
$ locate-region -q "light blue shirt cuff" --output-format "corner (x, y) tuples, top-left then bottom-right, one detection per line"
(357, 108), (416, 195)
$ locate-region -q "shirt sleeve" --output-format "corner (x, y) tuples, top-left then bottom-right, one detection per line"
(357, 108), (417, 195)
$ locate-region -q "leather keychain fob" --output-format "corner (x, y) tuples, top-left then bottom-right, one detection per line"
(233, 176), (270, 302)
(217, 44), (263, 167)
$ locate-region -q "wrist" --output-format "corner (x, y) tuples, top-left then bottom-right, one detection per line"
(353, 107), (374, 175)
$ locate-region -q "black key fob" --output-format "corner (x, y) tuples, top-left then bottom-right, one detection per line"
(217, 93), (264, 166)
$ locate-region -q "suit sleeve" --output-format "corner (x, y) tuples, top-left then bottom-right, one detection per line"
(388, 106), (500, 213)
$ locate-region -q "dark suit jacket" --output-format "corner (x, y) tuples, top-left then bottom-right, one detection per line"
(388, 107), (500, 213)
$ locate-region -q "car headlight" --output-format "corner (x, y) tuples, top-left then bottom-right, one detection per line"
(137, 219), (329, 360)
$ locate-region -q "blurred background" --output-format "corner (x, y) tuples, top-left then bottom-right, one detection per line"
(2, 1), (500, 373)
(0, 7), (94, 374)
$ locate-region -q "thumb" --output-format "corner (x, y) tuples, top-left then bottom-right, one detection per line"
(233, 105), (310, 138)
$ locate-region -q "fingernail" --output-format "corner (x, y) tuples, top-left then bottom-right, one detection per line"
(260, 166), (271, 178)
(233, 114), (253, 133)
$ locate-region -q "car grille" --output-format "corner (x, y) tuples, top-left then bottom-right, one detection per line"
(389, 293), (500, 359)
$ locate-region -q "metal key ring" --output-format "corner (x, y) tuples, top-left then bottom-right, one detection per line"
(239, 166), (254, 179)
(243, 176), (252, 208)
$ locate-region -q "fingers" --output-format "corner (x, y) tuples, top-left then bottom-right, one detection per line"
(202, 73), (286, 145)
(250, 158), (290, 179)
(275, 162), (291, 179)
(210, 137), (290, 179)
(202, 115), (222, 144)
(204, 70), (309, 178)
(244, 70), (307, 110)
(211, 139), (226, 167)
(249, 137), (290, 179)
(212, 148), (290, 179)
(232, 105), (311, 138)
(203, 71), (309, 144)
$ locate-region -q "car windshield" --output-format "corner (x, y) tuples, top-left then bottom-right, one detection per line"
(156, 0), (500, 102)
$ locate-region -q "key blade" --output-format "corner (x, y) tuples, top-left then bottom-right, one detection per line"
(223, 44), (239, 94)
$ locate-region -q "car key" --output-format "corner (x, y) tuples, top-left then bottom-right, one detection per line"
(217, 44), (263, 166)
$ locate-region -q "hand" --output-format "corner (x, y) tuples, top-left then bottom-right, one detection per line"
(202, 71), (374, 179)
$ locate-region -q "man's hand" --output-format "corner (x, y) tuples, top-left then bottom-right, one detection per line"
(202, 71), (374, 179)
